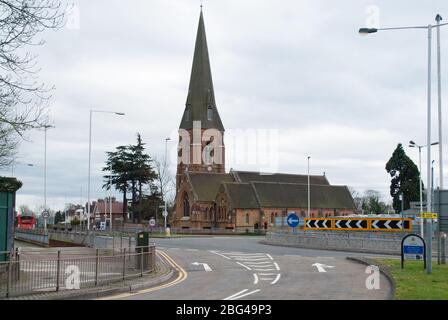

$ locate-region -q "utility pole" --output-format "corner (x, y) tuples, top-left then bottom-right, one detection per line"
(307, 156), (311, 218)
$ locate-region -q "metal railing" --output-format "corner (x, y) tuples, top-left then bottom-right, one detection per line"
(0, 245), (156, 298)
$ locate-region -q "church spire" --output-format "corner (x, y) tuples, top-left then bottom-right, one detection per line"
(179, 10), (224, 131)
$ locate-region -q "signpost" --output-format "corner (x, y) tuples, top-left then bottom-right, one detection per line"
(42, 210), (50, 234)
(401, 234), (426, 269)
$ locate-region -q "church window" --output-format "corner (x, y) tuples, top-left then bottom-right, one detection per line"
(207, 105), (213, 121)
(246, 213), (249, 224)
(183, 193), (190, 217)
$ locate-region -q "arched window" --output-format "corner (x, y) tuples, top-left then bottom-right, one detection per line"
(183, 193), (190, 217)
(245, 213), (249, 224)
(271, 214), (275, 224)
(207, 105), (213, 121)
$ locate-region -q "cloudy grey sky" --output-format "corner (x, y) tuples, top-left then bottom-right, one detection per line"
(4, 0), (448, 212)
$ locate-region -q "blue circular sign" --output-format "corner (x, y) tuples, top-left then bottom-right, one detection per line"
(287, 213), (300, 228)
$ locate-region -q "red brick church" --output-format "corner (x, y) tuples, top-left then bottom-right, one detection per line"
(172, 10), (356, 231)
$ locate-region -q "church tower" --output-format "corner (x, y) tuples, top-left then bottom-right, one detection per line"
(177, 10), (225, 190)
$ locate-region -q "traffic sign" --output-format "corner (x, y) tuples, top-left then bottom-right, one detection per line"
(401, 234), (426, 269)
(162, 211), (168, 218)
(42, 210), (50, 219)
(421, 212), (438, 219)
(304, 217), (412, 232)
(286, 213), (300, 228)
(149, 218), (156, 227)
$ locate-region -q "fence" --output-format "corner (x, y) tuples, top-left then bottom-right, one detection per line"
(0, 245), (156, 298)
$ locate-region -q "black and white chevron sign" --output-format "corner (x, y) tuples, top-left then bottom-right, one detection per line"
(334, 219), (367, 229)
(371, 219), (410, 230)
(305, 219), (331, 229)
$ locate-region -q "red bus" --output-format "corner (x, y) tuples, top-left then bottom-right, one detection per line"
(17, 215), (36, 230)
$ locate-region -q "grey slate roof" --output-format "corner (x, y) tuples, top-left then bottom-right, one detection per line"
(221, 183), (260, 209)
(232, 170), (330, 185)
(179, 11), (224, 131)
(188, 172), (233, 202)
(250, 182), (356, 210)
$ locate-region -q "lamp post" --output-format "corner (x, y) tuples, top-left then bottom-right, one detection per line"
(10, 161), (34, 177)
(43, 125), (54, 234)
(436, 15), (444, 191)
(87, 110), (125, 231)
(410, 140), (439, 237)
(307, 156), (311, 218)
(360, 21), (448, 274)
(163, 137), (171, 229)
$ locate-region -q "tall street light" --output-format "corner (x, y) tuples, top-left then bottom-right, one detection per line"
(436, 15), (444, 191)
(307, 156), (311, 218)
(43, 125), (55, 233)
(87, 109), (125, 231)
(409, 140), (439, 237)
(163, 137), (171, 229)
(360, 20), (448, 275)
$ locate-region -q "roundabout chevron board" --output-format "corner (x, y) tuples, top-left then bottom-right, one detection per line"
(304, 217), (412, 232)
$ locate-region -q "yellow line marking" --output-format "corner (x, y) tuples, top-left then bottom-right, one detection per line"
(97, 250), (188, 300)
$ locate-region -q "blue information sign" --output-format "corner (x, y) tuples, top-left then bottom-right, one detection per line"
(287, 213), (300, 228)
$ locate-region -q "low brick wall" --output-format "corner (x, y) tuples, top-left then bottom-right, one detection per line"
(263, 231), (448, 255)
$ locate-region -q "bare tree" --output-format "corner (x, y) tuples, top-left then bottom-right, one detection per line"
(0, 0), (66, 167)
(153, 156), (175, 206)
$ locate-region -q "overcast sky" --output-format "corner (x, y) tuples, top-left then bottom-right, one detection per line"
(4, 0), (448, 212)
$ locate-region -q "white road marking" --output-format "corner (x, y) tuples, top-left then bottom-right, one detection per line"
(260, 278), (275, 281)
(254, 268), (275, 271)
(234, 257), (269, 261)
(245, 263), (272, 267)
(258, 273), (276, 276)
(229, 289), (261, 300)
(191, 262), (212, 272)
(244, 261), (272, 265)
(224, 252), (264, 256)
(273, 262), (280, 271)
(236, 262), (252, 270)
(266, 254), (273, 260)
(271, 274), (281, 285)
(209, 251), (231, 260)
(223, 289), (248, 300)
(253, 273), (259, 285)
(312, 263), (335, 273)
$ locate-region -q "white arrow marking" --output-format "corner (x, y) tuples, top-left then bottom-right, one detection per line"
(191, 262), (212, 272)
(312, 263), (335, 273)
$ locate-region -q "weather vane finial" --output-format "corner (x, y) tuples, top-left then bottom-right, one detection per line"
(200, 0), (203, 11)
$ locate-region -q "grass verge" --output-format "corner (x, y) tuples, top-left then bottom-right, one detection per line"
(376, 259), (448, 300)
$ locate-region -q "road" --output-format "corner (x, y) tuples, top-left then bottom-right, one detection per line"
(103, 236), (392, 300)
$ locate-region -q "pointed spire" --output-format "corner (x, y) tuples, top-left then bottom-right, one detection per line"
(180, 10), (224, 131)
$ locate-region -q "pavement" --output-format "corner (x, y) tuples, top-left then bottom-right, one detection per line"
(99, 236), (393, 300)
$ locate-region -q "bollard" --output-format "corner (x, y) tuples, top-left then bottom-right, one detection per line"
(442, 233), (447, 265)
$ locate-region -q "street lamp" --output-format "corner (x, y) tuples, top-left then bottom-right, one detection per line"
(43, 125), (55, 234)
(87, 109), (125, 231)
(163, 137), (171, 229)
(409, 140), (439, 237)
(10, 161), (34, 177)
(307, 156), (311, 218)
(360, 19), (448, 275)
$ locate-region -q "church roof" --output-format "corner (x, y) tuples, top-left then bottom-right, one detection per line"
(187, 172), (233, 201)
(250, 182), (356, 209)
(179, 11), (224, 131)
(232, 170), (330, 185)
(221, 183), (260, 209)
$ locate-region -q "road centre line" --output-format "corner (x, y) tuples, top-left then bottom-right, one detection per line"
(229, 289), (261, 300)
(236, 262), (252, 270)
(223, 289), (248, 300)
(209, 251), (231, 260)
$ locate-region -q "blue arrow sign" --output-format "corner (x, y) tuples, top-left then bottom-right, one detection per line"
(287, 213), (300, 228)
